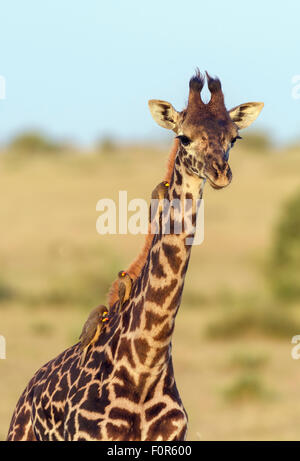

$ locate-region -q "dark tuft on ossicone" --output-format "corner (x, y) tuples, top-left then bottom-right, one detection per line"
(189, 68), (205, 93)
(206, 71), (222, 93)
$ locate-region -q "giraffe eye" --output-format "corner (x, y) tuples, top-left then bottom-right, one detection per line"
(231, 135), (242, 147)
(177, 135), (191, 146)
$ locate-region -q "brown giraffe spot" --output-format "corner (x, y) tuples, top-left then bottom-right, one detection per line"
(153, 321), (174, 342)
(106, 422), (129, 440)
(100, 358), (114, 380)
(162, 243), (182, 274)
(183, 158), (190, 170)
(135, 274), (142, 295)
(117, 337), (135, 368)
(146, 409), (186, 441)
(175, 168), (182, 185)
(65, 359), (81, 382)
(52, 406), (64, 428)
(151, 249), (166, 278)
(121, 308), (131, 333)
(81, 382), (110, 414)
(145, 310), (168, 330)
(180, 256), (190, 277)
(52, 374), (68, 402)
(40, 391), (49, 407)
(78, 412), (102, 439)
(77, 369), (92, 389)
(130, 298), (144, 331)
(145, 278), (177, 306)
(88, 350), (103, 370)
(65, 408), (76, 439)
(168, 284), (184, 312)
(11, 407), (31, 440)
(142, 261), (150, 291)
(144, 374), (161, 403)
(108, 408), (142, 440)
(134, 337), (150, 364)
(114, 366), (148, 403)
(192, 212), (197, 227)
(109, 330), (120, 358)
(184, 195), (193, 215)
(172, 188), (180, 200)
(149, 345), (169, 368)
(145, 402), (166, 421)
(70, 388), (85, 406)
(36, 406), (47, 422)
(61, 357), (74, 373)
(197, 160), (203, 171)
(47, 372), (59, 395)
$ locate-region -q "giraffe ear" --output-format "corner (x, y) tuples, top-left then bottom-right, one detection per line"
(148, 100), (180, 132)
(229, 102), (264, 130)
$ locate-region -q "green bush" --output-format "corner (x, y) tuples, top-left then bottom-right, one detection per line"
(34, 271), (110, 308)
(8, 131), (60, 154)
(0, 278), (15, 303)
(268, 190), (300, 301)
(206, 305), (299, 339)
(242, 130), (271, 151)
(29, 321), (54, 336)
(96, 135), (117, 153)
(222, 373), (272, 402)
(228, 350), (269, 370)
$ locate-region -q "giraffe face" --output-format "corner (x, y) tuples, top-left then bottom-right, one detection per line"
(148, 70), (264, 190)
(176, 116), (239, 189)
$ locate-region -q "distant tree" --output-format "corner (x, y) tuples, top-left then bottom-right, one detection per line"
(95, 135), (117, 153)
(268, 189), (300, 300)
(0, 276), (14, 302)
(242, 131), (271, 151)
(8, 130), (60, 154)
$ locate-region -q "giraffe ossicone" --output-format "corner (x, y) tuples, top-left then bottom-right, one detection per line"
(7, 70), (263, 441)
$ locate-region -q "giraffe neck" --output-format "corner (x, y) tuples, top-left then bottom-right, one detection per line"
(129, 145), (205, 374)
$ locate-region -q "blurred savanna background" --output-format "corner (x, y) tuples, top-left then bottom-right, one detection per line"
(1, 0), (300, 441)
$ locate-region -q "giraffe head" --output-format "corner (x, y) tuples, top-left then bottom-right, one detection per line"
(148, 70), (264, 189)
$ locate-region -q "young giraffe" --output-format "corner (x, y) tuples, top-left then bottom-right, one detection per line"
(7, 70), (263, 441)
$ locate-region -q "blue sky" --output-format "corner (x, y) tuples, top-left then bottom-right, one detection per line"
(0, 1), (299, 146)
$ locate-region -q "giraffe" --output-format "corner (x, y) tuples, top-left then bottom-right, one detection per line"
(7, 70), (263, 441)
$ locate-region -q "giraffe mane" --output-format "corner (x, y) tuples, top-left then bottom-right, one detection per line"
(107, 137), (179, 307)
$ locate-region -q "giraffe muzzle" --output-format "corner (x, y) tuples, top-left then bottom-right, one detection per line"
(204, 161), (232, 189)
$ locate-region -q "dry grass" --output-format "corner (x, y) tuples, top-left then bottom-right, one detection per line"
(1, 144), (300, 440)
